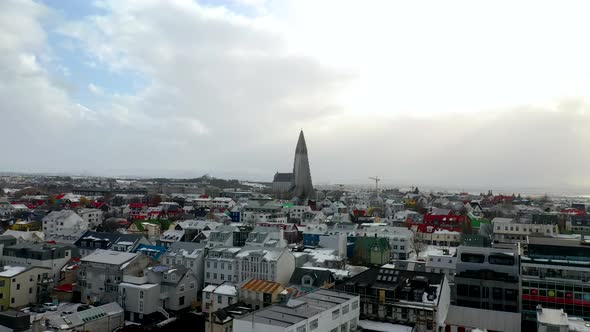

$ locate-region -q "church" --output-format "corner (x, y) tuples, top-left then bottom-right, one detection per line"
(272, 130), (314, 202)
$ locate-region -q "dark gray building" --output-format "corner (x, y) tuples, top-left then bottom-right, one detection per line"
(454, 245), (520, 313)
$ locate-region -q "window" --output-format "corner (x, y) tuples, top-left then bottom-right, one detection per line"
(218, 295), (222, 304)
(29, 288), (32, 294)
(310, 319), (319, 330)
(190, 282), (195, 289)
(139, 301), (144, 312)
(205, 292), (210, 299)
(214, 262), (218, 269)
(180, 284), (185, 292)
(342, 304), (349, 314)
(352, 300), (358, 310)
(296, 326), (306, 332)
(207, 261), (210, 268)
(332, 309), (340, 319)
(460, 253), (485, 263)
(140, 291), (144, 299)
(214, 273), (217, 279)
(228, 275), (232, 281)
(179, 296), (185, 306)
(302, 275), (313, 286)
(489, 255), (515, 266)
(16, 284), (20, 290)
(221, 274), (224, 281)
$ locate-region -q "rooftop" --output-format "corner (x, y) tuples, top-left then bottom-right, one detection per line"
(81, 249), (138, 266)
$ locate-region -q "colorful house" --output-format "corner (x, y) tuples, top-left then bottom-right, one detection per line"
(352, 236), (391, 266)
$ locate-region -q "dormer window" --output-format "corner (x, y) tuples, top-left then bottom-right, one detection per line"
(302, 275), (313, 286)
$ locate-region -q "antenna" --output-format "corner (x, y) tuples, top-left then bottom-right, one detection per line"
(368, 176), (381, 191)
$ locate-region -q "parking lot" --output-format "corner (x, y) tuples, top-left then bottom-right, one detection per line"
(28, 302), (82, 323)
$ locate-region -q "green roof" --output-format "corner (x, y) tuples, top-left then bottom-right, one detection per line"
(355, 237), (390, 251)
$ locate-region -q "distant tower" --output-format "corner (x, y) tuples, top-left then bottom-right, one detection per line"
(291, 130), (314, 202)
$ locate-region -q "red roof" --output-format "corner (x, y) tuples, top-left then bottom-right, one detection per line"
(91, 202), (106, 209)
(129, 203), (146, 209)
(54, 284), (74, 292)
(55, 194), (66, 200)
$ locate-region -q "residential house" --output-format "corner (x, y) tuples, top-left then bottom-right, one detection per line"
(206, 302), (253, 332)
(202, 282), (239, 313)
(159, 242), (206, 291)
(74, 231), (148, 257)
(76, 208), (103, 228)
(146, 265), (199, 311)
(233, 289), (360, 332)
(205, 247), (242, 286)
(44, 229), (86, 245)
(234, 247), (295, 285)
(157, 229), (185, 248)
(357, 225), (413, 260)
(244, 226), (287, 248)
(1, 242), (78, 283)
(211, 197), (235, 211)
(0, 266), (52, 310)
(352, 236), (391, 266)
(3, 230), (44, 244)
(78, 250), (151, 304)
(289, 267), (335, 293)
(42, 210), (88, 236)
(133, 244), (167, 260)
(238, 279), (284, 310)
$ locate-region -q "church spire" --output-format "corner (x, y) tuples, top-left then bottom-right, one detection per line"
(292, 130), (313, 202)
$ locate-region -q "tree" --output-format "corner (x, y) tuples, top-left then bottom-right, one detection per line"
(411, 230), (426, 258)
(79, 196), (89, 206)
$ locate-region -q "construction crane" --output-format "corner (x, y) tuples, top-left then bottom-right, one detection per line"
(369, 176), (381, 191)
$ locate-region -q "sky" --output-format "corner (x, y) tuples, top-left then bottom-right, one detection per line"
(1, 0), (590, 191)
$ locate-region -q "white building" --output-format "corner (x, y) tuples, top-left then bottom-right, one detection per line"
(211, 197), (236, 210)
(42, 210), (88, 236)
(233, 289), (360, 332)
(357, 225), (414, 260)
(205, 247), (295, 286)
(205, 247), (242, 286)
(159, 242), (207, 291)
(202, 282), (238, 313)
(492, 217), (558, 243)
(288, 205), (312, 222)
(76, 208), (103, 228)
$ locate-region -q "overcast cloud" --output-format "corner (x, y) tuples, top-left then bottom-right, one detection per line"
(1, 0), (590, 191)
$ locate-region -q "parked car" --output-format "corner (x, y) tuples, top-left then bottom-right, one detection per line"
(30, 306), (46, 313)
(62, 310), (74, 315)
(19, 307), (30, 313)
(43, 303), (58, 311)
(77, 305), (92, 312)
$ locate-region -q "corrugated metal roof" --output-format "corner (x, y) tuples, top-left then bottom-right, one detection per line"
(240, 279), (282, 294)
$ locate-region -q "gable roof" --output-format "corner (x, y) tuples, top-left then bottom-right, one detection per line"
(240, 279), (283, 294)
(289, 267), (334, 287)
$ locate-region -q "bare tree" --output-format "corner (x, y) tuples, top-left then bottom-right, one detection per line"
(411, 230), (427, 258)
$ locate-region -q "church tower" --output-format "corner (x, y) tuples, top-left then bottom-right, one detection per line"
(292, 130), (314, 201)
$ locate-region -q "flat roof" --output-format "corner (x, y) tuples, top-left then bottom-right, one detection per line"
(236, 289), (357, 328)
(81, 249), (138, 265)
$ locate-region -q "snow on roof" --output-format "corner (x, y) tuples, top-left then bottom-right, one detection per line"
(119, 282), (159, 290)
(0, 266), (28, 277)
(307, 248), (341, 263)
(433, 229), (460, 235)
(418, 245), (457, 259)
(203, 285), (217, 293)
(213, 283), (238, 296)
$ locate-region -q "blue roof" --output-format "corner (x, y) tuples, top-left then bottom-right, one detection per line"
(132, 244), (167, 259)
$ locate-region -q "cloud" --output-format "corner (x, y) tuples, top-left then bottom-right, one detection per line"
(1, 0), (590, 193)
(88, 83), (104, 95)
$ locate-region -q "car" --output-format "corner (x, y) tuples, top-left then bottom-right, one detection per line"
(43, 303), (58, 311)
(77, 305), (92, 312)
(20, 307), (30, 313)
(30, 306), (46, 313)
(62, 310), (74, 315)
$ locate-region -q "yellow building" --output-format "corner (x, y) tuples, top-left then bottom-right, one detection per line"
(0, 266), (52, 310)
